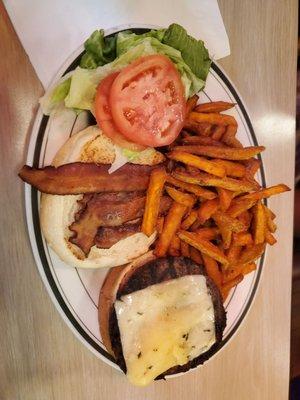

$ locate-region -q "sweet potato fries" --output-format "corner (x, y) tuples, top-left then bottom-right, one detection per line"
(141, 96), (290, 301)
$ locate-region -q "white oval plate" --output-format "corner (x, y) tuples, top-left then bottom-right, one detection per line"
(24, 25), (266, 377)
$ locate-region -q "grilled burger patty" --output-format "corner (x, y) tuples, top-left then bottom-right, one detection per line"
(107, 256), (226, 379)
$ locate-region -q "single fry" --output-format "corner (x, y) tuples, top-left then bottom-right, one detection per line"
(212, 211), (246, 233)
(244, 158), (261, 179)
(178, 231), (228, 265)
(173, 170), (258, 193)
(156, 217), (164, 235)
(213, 159), (246, 178)
(266, 207), (276, 220)
(237, 184), (291, 203)
(222, 124), (237, 138)
(167, 175), (217, 199)
(184, 117), (212, 136)
(234, 243), (266, 266)
(142, 167), (167, 236)
(202, 254), (222, 288)
(194, 122), (213, 136)
(180, 240), (190, 258)
(168, 234), (181, 256)
(221, 274), (244, 301)
(190, 219), (203, 231)
(190, 247), (203, 264)
(252, 202), (266, 244)
(220, 227), (232, 249)
(223, 262), (256, 283)
(189, 111), (237, 126)
(186, 165), (199, 174)
(212, 211), (245, 250)
(227, 199), (257, 218)
(211, 125), (226, 141)
(198, 198), (219, 224)
(165, 186), (196, 207)
(222, 125), (243, 148)
(195, 227), (220, 240)
(181, 210), (198, 230)
(194, 101), (235, 113)
(217, 188), (235, 211)
(263, 205), (277, 232)
(182, 135), (225, 147)
(226, 244), (242, 264)
(168, 150), (226, 178)
(172, 144), (265, 160)
(265, 231), (277, 245)
(237, 210), (252, 230)
(155, 202), (187, 257)
(232, 232), (253, 246)
(186, 94), (199, 115)
(241, 262), (257, 276)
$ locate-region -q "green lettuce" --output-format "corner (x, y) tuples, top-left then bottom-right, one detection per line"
(163, 24), (211, 81)
(116, 29), (165, 55)
(80, 30), (116, 69)
(40, 25), (211, 115)
(39, 76), (71, 114)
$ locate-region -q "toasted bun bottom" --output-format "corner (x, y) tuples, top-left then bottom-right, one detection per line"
(40, 125), (157, 269)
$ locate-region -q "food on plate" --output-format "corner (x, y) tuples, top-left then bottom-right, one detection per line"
(141, 167), (167, 236)
(20, 126), (166, 269)
(136, 97), (290, 303)
(105, 55), (185, 147)
(19, 163), (157, 195)
(99, 254), (226, 386)
(172, 144), (265, 160)
(194, 101), (235, 113)
(19, 22), (292, 386)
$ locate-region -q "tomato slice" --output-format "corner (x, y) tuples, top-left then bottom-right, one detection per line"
(109, 55), (185, 147)
(94, 72), (145, 151)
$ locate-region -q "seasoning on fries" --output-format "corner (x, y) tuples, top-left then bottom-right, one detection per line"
(139, 98), (291, 303)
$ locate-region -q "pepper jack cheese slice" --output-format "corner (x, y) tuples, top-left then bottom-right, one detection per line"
(114, 275), (216, 386)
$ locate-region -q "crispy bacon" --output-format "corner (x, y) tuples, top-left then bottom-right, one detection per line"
(69, 194), (172, 255)
(95, 224), (141, 249)
(69, 192), (145, 255)
(18, 163), (157, 194)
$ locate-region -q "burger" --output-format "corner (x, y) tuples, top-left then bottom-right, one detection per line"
(99, 253), (226, 386)
(20, 125), (166, 269)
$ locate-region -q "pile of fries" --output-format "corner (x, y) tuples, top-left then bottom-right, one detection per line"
(141, 96), (290, 301)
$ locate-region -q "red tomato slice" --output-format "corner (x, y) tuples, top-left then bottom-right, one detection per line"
(94, 72), (145, 151)
(109, 54), (185, 147)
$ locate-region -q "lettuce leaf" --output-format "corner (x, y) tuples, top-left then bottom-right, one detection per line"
(116, 29), (165, 55)
(163, 23), (211, 81)
(80, 30), (116, 69)
(39, 76), (71, 115)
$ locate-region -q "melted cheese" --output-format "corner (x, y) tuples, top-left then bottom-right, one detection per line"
(114, 275), (216, 386)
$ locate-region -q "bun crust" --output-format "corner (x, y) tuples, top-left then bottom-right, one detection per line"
(40, 126), (158, 269)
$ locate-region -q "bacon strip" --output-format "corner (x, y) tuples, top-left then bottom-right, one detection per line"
(95, 224), (140, 249)
(70, 194), (172, 255)
(18, 163), (157, 194)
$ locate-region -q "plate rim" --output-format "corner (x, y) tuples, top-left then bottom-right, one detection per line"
(23, 24), (267, 378)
